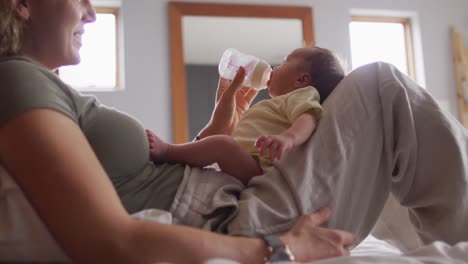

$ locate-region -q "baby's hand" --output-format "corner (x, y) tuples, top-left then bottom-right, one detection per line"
(255, 134), (294, 161)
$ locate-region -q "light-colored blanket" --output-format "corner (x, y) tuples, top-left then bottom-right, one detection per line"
(0, 165), (69, 262)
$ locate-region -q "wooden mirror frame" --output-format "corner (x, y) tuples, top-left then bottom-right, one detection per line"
(169, 2), (314, 143)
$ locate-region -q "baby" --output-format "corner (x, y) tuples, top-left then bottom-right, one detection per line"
(147, 47), (345, 184)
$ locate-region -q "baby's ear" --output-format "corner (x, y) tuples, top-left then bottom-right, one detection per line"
(15, 0), (31, 21)
(295, 72), (311, 87)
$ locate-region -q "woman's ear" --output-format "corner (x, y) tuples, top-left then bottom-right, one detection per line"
(14, 0), (30, 21)
(295, 72), (311, 87)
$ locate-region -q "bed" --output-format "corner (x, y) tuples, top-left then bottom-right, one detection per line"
(2, 62), (468, 263)
(137, 207), (468, 264)
(136, 207), (468, 264)
(2, 152), (468, 263)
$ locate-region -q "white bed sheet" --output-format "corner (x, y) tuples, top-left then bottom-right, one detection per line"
(205, 234), (468, 264)
(311, 237), (468, 264)
(136, 209), (468, 264)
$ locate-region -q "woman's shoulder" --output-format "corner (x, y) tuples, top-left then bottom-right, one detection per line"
(0, 56), (59, 84)
(0, 56), (82, 97)
(0, 56), (41, 71)
(0, 57), (81, 127)
(0, 56), (32, 67)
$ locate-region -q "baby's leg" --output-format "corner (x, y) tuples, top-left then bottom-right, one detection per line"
(149, 132), (262, 185)
(146, 129), (169, 162)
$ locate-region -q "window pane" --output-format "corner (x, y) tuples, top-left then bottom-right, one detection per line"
(60, 13), (117, 91)
(349, 21), (408, 75)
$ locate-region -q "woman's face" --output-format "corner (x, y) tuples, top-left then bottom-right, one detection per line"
(18, 0), (96, 69)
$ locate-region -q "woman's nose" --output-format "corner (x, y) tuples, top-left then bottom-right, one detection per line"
(82, 0), (97, 23)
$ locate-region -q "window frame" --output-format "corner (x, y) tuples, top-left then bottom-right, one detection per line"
(58, 6), (121, 91)
(95, 7), (121, 90)
(350, 16), (415, 79)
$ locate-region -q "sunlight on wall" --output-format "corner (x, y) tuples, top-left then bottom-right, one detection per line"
(60, 13), (117, 91)
(350, 21), (408, 75)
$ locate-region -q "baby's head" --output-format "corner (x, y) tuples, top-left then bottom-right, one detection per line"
(267, 47), (345, 103)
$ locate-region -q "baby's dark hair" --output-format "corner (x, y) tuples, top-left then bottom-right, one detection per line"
(302, 47), (345, 103)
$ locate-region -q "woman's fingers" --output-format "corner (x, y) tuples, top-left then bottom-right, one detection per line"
(308, 207), (332, 226)
(245, 87), (258, 103)
(224, 67), (246, 97)
(306, 208), (355, 247)
(232, 67), (246, 86)
(238, 86), (259, 106)
(238, 86), (250, 96)
(323, 229), (356, 247)
(338, 230), (356, 247)
(216, 78), (231, 102)
(283, 207), (356, 262)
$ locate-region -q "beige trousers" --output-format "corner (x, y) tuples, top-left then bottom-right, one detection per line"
(170, 62), (468, 246)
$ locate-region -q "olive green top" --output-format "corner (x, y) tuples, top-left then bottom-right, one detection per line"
(0, 57), (183, 213)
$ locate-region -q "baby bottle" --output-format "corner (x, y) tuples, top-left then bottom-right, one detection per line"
(218, 48), (272, 90)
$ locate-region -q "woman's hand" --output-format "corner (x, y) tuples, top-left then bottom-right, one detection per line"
(280, 208), (355, 262)
(198, 67), (258, 138)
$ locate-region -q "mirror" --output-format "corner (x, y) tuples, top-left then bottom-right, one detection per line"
(169, 2), (314, 143)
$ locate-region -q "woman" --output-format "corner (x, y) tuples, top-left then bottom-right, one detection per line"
(0, 0), (354, 262)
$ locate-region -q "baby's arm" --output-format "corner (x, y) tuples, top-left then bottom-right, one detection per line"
(255, 112), (317, 160)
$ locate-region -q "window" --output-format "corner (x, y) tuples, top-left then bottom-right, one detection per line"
(59, 7), (121, 91)
(349, 16), (415, 78)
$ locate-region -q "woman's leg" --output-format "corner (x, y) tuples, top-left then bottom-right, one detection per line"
(370, 62), (468, 245)
(332, 62), (468, 245)
(227, 62), (468, 246)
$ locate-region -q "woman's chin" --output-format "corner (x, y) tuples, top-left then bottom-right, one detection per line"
(66, 45), (82, 63)
(64, 53), (81, 66)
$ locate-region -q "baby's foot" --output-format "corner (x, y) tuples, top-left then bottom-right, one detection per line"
(146, 129), (169, 163)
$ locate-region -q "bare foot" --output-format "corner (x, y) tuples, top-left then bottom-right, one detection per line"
(146, 129), (169, 163)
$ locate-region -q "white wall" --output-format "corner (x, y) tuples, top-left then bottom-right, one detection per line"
(91, 0), (468, 142)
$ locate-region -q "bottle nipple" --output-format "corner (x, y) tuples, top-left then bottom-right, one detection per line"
(251, 60), (272, 90)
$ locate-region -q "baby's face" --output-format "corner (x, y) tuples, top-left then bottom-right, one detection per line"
(267, 48), (310, 97)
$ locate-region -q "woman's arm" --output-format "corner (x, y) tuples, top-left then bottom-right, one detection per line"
(0, 109), (353, 263)
(198, 67), (258, 138)
(0, 109), (262, 263)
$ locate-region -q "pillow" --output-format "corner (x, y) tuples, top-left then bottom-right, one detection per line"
(0, 165), (174, 262)
(0, 165), (69, 262)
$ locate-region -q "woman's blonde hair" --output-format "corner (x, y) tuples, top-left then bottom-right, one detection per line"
(0, 0), (25, 57)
